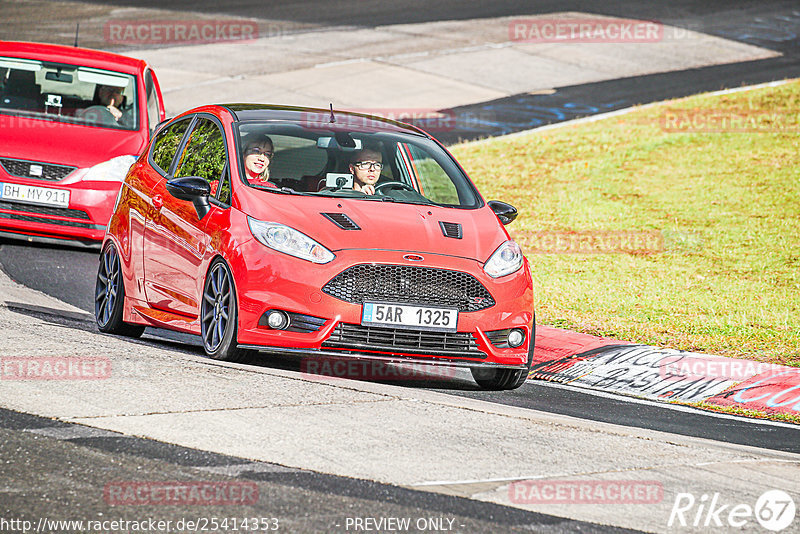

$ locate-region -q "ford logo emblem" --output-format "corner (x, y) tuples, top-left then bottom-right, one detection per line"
(403, 254), (424, 262)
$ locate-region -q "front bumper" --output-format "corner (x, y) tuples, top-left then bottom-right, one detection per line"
(230, 243), (535, 367)
(0, 178), (119, 243)
(238, 344), (529, 369)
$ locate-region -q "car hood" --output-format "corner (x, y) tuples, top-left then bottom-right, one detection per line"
(0, 114), (146, 169)
(237, 191), (511, 263)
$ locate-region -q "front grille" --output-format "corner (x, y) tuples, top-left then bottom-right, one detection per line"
(0, 158), (76, 181)
(323, 323), (486, 359)
(0, 212), (102, 229)
(0, 200), (90, 220)
(322, 264), (495, 312)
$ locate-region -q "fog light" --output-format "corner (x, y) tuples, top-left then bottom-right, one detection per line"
(267, 310), (289, 330)
(508, 328), (525, 348)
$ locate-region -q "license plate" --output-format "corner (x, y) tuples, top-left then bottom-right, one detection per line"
(0, 182), (70, 208)
(361, 302), (458, 332)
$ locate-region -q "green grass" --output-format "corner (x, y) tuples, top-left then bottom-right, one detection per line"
(452, 80), (800, 366)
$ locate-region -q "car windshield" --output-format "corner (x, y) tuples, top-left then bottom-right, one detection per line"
(0, 56), (138, 130)
(236, 122), (480, 208)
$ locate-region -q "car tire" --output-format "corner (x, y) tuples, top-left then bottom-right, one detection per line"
(95, 242), (145, 338)
(200, 259), (250, 363)
(471, 320), (535, 390)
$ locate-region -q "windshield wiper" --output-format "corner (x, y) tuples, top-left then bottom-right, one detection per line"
(362, 196), (433, 206)
(252, 185), (311, 196)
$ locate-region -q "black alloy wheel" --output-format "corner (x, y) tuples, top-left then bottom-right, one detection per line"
(95, 242), (145, 337)
(200, 259), (250, 363)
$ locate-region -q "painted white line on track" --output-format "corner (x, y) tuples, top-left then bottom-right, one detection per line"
(25, 426), (123, 440)
(534, 380), (800, 430)
(410, 457), (800, 488)
(195, 463), (298, 476)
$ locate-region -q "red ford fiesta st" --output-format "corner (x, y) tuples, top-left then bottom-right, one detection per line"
(96, 104), (535, 389)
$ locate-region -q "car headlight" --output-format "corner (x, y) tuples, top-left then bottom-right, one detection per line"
(83, 155), (137, 182)
(483, 240), (524, 278)
(248, 217), (335, 264)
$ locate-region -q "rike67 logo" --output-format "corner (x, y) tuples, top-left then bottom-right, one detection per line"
(669, 490), (796, 531)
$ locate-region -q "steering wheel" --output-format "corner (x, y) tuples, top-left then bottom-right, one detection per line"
(375, 181), (415, 194)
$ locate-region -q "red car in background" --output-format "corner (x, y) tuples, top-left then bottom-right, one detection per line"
(96, 104), (535, 390)
(0, 41), (165, 246)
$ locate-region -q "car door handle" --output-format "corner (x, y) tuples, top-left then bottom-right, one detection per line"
(152, 195), (163, 210)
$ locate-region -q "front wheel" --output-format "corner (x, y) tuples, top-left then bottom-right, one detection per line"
(95, 242), (145, 338)
(200, 259), (250, 363)
(471, 366), (528, 390)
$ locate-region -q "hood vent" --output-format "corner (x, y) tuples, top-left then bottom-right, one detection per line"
(322, 212), (360, 230)
(439, 221), (462, 239)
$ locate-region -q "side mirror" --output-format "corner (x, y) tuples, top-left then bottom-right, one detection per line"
(488, 200), (518, 225)
(166, 176), (212, 219)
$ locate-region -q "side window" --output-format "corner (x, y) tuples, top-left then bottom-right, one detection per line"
(144, 70), (161, 135)
(150, 118), (191, 174)
(174, 118), (227, 182)
(401, 143), (460, 205)
(215, 164), (232, 205)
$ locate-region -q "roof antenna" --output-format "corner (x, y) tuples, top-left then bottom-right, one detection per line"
(329, 103), (336, 123)
(73, 23), (80, 47)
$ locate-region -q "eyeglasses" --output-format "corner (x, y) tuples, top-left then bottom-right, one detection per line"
(352, 161), (383, 170)
(245, 147), (274, 158)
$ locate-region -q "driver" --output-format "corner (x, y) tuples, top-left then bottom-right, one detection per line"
(79, 85), (125, 125)
(348, 148), (383, 195)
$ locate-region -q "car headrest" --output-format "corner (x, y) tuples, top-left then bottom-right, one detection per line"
(4, 70), (38, 96)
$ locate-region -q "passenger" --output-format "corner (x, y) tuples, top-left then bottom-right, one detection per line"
(242, 134), (275, 186)
(348, 148), (383, 195)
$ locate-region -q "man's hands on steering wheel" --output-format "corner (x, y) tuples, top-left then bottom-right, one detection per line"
(375, 181), (415, 194)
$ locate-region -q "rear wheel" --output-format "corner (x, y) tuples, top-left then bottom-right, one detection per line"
(95, 242), (145, 338)
(471, 321), (535, 390)
(200, 259), (250, 363)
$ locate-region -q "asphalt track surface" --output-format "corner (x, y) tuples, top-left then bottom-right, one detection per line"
(0, 408), (637, 534)
(2, 1), (800, 528)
